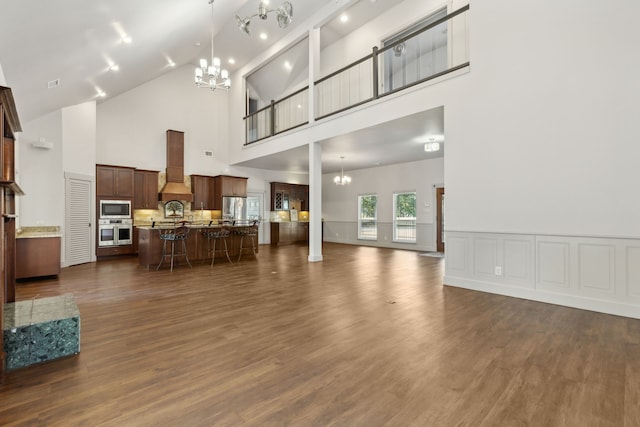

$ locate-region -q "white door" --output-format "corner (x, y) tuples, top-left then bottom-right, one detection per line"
(65, 173), (94, 266)
(246, 192), (265, 244)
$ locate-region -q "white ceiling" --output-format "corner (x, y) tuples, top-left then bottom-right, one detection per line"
(0, 0), (443, 175)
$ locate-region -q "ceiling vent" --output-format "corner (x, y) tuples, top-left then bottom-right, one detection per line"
(47, 79), (61, 89)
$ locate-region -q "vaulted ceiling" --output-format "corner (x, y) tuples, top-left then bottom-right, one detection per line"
(0, 0), (443, 174)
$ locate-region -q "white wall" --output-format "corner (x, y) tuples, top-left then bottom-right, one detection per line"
(18, 110), (64, 228)
(444, 0), (640, 237)
(97, 64), (230, 175)
(0, 63), (6, 85)
(62, 102), (96, 177)
(322, 158), (443, 251)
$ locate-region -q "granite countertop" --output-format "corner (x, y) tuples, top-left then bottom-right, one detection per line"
(137, 222), (260, 230)
(17, 226), (63, 239)
(4, 294), (80, 328)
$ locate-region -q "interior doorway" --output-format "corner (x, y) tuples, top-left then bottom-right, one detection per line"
(65, 172), (94, 266)
(436, 187), (445, 252)
(246, 192), (265, 244)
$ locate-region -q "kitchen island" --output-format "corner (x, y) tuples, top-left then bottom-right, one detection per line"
(137, 224), (258, 268)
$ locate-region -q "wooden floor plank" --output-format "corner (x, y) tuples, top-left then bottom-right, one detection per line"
(1, 243), (639, 426)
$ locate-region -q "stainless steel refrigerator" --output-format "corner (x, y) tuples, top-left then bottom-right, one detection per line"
(222, 196), (247, 221)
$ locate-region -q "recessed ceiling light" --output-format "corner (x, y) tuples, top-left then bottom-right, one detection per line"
(340, 13), (349, 23)
(284, 61), (292, 70)
(168, 60), (176, 67)
(96, 88), (106, 98)
(228, 58), (236, 65)
(259, 32), (268, 40)
(109, 64), (120, 72)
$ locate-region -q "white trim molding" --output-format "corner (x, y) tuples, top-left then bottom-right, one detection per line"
(444, 231), (640, 319)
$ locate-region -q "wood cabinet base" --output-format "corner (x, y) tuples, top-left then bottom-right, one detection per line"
(16, 237), (61, 279)
(270, 222), (309, 245)
(96, 245), (133, 257)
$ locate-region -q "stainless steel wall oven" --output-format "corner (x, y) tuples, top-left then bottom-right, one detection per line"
(98, 219), (133, 247)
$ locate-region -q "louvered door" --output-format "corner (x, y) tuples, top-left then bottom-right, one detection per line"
(65, 174), (92, 266)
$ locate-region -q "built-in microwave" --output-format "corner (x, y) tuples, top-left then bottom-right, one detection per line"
(99, 200), (131, 219)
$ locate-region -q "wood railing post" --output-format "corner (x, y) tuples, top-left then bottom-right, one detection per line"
(372, 46), (379, 99)
(270, 100), (276, 137)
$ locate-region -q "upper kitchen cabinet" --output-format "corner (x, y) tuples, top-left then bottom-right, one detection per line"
(214, 175), (247, 197)
(134, 169), (159, 209)
(97, 165), (135, 198)
(191, 175), (216, 210)
(1, 85), (23, 384)
(1, 136), (14, 184)
(271, 182), (309, 210)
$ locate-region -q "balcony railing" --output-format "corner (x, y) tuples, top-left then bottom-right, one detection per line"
(244, 4), (469, 145)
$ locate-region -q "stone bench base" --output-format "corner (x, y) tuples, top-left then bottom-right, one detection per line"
(3, 295), (80, 371)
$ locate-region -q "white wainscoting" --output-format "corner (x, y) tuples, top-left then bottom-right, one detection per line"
(322, 221), (436, 252)
(444, 231), (640, 319)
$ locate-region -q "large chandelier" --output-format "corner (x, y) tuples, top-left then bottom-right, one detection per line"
(236, 1), (293, 36)
(195, 0), (231, 91)
(334, 156), (352, 186)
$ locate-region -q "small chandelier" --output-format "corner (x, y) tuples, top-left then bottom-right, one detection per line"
(236, 1), (294, 36)
(334, 156), (352, 186)
(195, 0), (231, 91)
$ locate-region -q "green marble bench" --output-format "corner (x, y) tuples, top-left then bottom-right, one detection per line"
(3, 294), (80, 371)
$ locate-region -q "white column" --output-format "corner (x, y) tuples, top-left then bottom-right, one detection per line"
(308, 140), (323, 262)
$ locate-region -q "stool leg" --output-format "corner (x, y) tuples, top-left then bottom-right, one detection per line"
(238, 236), (244, 262)
(210, 237), (216, 267)
(250, 235), (256, 257)
(183, 239), (192, 268)
(223, 238), (232, 263)
(157, 239), (167, 270)
(170, 241), (175, 272)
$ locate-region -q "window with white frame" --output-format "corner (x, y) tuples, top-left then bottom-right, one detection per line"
(393, 192), (417, 243)
(358, 194), (377, 240)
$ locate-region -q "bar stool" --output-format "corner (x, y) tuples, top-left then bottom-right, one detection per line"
(235, 220), (260, 262)
(156, 225), (192, 272)
(201, 226), (232, 266)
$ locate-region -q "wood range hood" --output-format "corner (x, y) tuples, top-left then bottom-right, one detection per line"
(158, 130), (194, 202)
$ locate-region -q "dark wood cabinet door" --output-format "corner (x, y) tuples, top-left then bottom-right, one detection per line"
(134, 170), (159, 209)
(115, 168), (134, 198)
(2, 137), (15, 183)
(97, 165), (134, 198)
(191, 175), (215, 210)
(96, 166), (116, 197)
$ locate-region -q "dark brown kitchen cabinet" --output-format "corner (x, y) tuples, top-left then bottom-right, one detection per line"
(271, 182), (309, 211)
(191, 175), (216, 210)
(1, 85), (22, 384)
(212, 175), (248, 209)
(1, 137), (14, 183)
(270, 222), (309, 245)
(214, 175), (247, 197)
(97, 165), (135, 198)
(134, 169), (159, 209)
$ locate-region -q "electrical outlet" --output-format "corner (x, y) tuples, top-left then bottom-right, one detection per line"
(495, 266), (502, 276)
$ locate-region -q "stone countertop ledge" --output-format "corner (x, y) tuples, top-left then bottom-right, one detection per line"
(16, 226), (63, 239)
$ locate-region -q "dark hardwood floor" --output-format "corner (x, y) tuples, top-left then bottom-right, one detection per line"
(1, 243), (639, 426)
